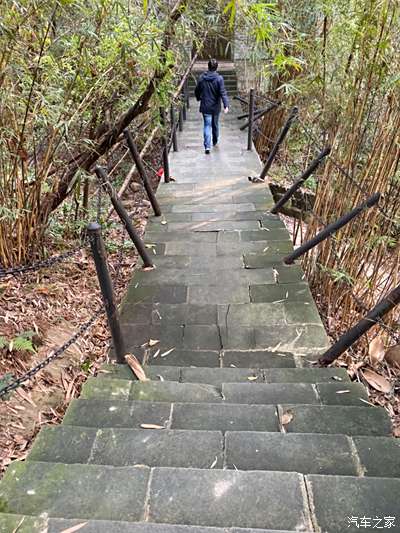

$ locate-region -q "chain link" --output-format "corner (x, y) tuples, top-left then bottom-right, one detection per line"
(0, 245), (86, 280)
(0, 308), (104, 399)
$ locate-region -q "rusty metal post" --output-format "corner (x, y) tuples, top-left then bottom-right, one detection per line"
(94, 166), (154, 268)
(170, 105), (178, 152)
(123, 129), (162, 217)
(185, 78), (190, 109)
(178, 106), (184, 132)
(87, 222), (126, 364)
(259, 107), (298, 181)
(160, 108), (170, 183)
(247, 89), (255, 151)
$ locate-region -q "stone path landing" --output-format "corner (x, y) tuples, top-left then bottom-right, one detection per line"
(0, 99), (400, 533)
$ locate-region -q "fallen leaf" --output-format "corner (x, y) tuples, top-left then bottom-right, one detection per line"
(331, 376), (343, 381)
(153, 349), (160, 359)
(149, 339), (159, 347)
(385, 345), (400, 369)
(60, 523), (88, 533)
(210, 456), (218, 468)
(362, 369), (392, 394)
(281, 410), (293, 425)
(160, 347), (175, 358)
(369, 335), (385, 366)
(140, 423), (165, 429)
(125, 354), (149, 381)
(336, 390), (350, 394)
(247, 376), (258, 381)
(161, 220), (167, 225)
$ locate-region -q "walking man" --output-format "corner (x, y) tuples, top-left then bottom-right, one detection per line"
(194, 59), (229, 154)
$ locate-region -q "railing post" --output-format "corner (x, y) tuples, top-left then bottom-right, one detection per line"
(94, 166), (154, 268)
(182, 93), (187, 121)
(185, 78), (190, 109)
(247, 88), (255, 151)
(271, 147), (331, 214)
(170, 105), (179, 152)
(87, 222), (127, 364)
(123, 129), (162, 217)
(160, 108), (170, 183)
(319, 284), (400, 365)
(259, 106), (298, 181)
(283, 192), (381, 264)
(178, 106), (184, 132)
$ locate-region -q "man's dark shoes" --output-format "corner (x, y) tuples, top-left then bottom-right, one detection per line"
(213, 140), (218, 146)
(205, 149), (210, 154)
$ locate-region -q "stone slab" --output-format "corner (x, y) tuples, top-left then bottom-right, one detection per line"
(249, 283), (313, 303)
(266, 367), (350, 383)
(91, 429), (223, 469)
(284, 302), (322, 325)
(46, 519), (296, 533)
(181, 367), (264, 385)
(222, 350), (296, 368)
(240, 230), (291, 242)
(183, 325), (221, 350)
(99, 364), (181, 382)
(130, 382), (222, 403)
(81, 378), (131, 401)
(223, 303), (286, 327)
(63, 399), (171, 429)
(280, 405), (392, 436)
(0, 461), (149, 521)
(225, 431), (357, 475)
(148, 467), (309, 530)
(171, 403), (279, 432)
(28, 426), (96, 464)
(148, 349), (220, 367)
(189, 285), (250, 304)
(254, 324), (330, 353)
(145, 231), (218, 243)
(316, 382), (369, 406)
(222, 383), (319, 405)
(353, 436), (400, 477)
(307, 474), (400, 533)
(122, 284), (188, 305)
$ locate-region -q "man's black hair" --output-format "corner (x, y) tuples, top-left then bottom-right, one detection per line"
(208, 59), (218, 71)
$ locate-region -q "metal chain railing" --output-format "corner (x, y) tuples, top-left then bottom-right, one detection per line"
(0, 308), (104, 399)
(0, 245), (85, 280)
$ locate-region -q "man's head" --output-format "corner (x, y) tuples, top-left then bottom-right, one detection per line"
(208, 59), (218, 72)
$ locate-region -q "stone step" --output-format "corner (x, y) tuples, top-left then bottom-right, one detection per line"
(0, 463), (312, 530)
(0, 514), (303, 532)
(80, 377), (368, 406)
(27, 425), (400, 477)
(307, 474), (400, 533)
(2, 465), (399, 532)
(100, 363), (350, 386)
(29, 426), (224, 469)
(62, 399), (391, 436)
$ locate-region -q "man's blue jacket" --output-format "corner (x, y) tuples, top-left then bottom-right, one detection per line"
(194, 70), (229, 115)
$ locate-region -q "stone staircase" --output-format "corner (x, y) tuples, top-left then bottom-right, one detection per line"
(1, 99), (400, 533)
(188, 66), (238, 96)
